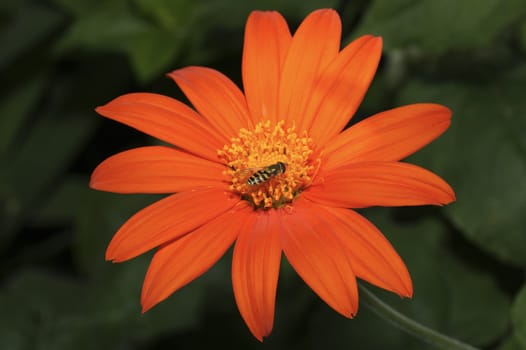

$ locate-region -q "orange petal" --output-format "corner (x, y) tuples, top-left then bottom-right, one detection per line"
(105, 188), (239, 262)
(305, 161), (455, 208)
(280, 198), (358, 317)
(242, 11), (291, 124)
(168, 66), (251, 138)
(322, 104), (452, 170)
(141, 202), (254, 312)
(307, 36), (383, 149)
(278, 9), (341, 129)
(95, 93), (225, 163)
(318, 205), (412, 297)
(90, 146), (227, 193)
(232, 210), (282, 341)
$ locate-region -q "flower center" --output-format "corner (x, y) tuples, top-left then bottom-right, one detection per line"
(218, 120), (318, 209)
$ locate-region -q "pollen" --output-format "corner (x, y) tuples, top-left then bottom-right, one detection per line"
(218, 121), (318, 209)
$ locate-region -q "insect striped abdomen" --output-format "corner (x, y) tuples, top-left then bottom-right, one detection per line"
(246, 162), (286, 186)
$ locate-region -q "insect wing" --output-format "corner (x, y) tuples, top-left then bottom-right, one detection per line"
(237, 166), (263, 185)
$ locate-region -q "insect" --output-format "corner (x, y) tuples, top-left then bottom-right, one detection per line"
(246, 162), (287, 186)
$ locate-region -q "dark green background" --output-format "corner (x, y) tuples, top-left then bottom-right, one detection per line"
(1, 0), (525, 349)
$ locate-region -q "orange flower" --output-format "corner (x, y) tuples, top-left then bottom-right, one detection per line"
(90, 9), (455, 341)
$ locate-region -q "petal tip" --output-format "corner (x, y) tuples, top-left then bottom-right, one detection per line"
(371, 36), (383, 50)
(442, 196), (456, 206)
(141, 287), (157, 314)
(88, 176), (97, 189)
(94, 102), (117, 117)
(311, 8), (338, 15)
(104, 250), (116, 262)
(89, 169), (103, 190)
(166, 66), (195, 81)
(399, 279), (414, 298)
(428, 103), (453, 123)
(442, 105), (453, 118)
(448, 191), (457, 203)
(440, 184), (456, 205)
(105, 240), (123, 262)
(141, 301), (153, 314)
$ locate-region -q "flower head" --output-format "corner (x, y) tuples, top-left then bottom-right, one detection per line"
(90, 9), (455, 341)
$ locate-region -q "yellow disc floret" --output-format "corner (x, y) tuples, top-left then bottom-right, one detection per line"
(218, 120), (318, 209)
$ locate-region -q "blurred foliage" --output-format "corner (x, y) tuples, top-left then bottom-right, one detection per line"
(0, 0), (525, 349)
(400, 68), (526, 266)
(357, 0), (526, 52)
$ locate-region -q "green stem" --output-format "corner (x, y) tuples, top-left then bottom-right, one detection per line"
(359, 284), (479, 350)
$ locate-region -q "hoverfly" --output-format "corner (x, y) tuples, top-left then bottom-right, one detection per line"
(246, 161), (286, 186)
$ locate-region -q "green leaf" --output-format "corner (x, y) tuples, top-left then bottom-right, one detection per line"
(1, 115), (96, 248)
(0, 262), (204, 350)
(511, 285), (526, 349)
(0, 270), (93, 350)
(4, 115), (96, 208)
(202, 0), (339, 29)
(74, 186), (160, 277)
(33, 176), (89, 225)
(132, 0), (197, 30)
(74, 192), (206, 340)
(355, 0), (526, 53)
(293, 212), (509, 349)
(364, 211), (510, 347)
(520, 20), (526, 52)
(55, 10), (152, 53)
(0, 74), (46, 156)
(126, 28), (182, 82)
(130, 274), (205, 339)
(87, 257), (204, 340)
(398, 67), (526, 266)
(303, 302), (434, 350)
(127, 0), (206, 80)
(55, 8), (186, 82)
(440, 254), (511, 344)
(51, 0), (126, 16)
(0, 3), (63, 69)
(497, 335), (526, 350)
